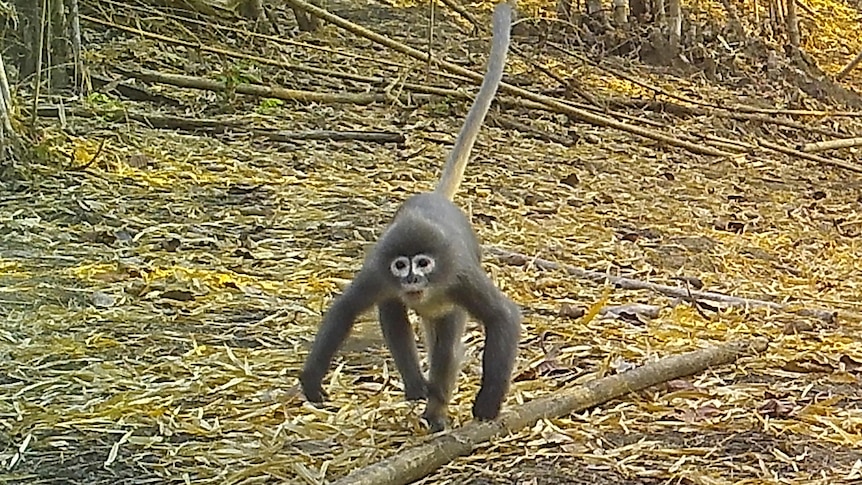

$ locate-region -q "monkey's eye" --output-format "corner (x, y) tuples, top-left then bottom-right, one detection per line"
(390, 256), (411, 277)
(412, 254), (435, 275)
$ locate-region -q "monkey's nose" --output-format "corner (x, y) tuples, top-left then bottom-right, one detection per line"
(404, 274), (421, 285)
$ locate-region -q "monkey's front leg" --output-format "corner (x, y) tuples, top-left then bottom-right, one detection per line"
(421, 310), (467, 432)
(300, 273), (378, 402)
(378, 299), (427, 400)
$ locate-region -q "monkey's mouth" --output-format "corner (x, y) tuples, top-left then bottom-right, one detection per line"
(402, 290), (425, 302)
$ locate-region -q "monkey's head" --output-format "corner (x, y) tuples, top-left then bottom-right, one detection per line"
(388, 253), (438, 304)
(377, 209), (460, 305)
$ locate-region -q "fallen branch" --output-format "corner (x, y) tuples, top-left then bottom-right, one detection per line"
(122, 69), (391, 105)
(91, 74), (181, 105)
(758, 139), (862, 174)
(799, 136), (862, 153)
(35, 105), (246, 131)
(836, 49), (862, 81)
(34, 106), (405, 144)
(333, 338), (769, 485)
(285, 0), (731, 158)
(613, 99), (848, 138)
(486, 247), (839, 322)
(251, 129), (404, 144)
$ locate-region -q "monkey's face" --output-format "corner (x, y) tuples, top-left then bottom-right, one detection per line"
(389, 254), (437, 304)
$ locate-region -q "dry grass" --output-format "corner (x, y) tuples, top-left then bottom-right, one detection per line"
(1, 0), (862, 483)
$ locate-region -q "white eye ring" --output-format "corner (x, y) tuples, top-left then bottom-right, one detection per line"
(412, 254), (435, 276)
(390, 256), (410, 278)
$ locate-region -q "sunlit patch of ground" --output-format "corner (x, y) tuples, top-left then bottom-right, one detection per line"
(2, 0), (862, 483)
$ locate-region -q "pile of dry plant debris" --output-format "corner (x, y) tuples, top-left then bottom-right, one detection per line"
(2, 0), (862, 483)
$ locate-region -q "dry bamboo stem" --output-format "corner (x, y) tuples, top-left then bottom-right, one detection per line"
(758, 139), (862, 174)
(0, 54), (12, 132)
(34, 105), (405, 144)
(799, 137), (862, 153)
(125, 69), (391, 105)
(486, 247), (840, 322)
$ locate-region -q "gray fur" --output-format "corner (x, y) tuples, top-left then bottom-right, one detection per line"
(299, 3), (520, 431)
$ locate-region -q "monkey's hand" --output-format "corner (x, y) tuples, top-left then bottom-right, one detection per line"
(472, 387), (503, 421)
(299, 371), (327, 403)
(421, 408), (448, 433)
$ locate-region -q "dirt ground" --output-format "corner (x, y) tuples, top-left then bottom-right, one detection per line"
(2, 0), (862, 484)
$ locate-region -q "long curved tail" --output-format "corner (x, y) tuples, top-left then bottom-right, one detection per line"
(434, 1), (513, 200)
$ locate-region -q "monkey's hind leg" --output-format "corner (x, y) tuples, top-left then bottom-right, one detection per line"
(421, 309), (467, 432)
(379, 299), (427, 400)
(462, 278), (522, 422)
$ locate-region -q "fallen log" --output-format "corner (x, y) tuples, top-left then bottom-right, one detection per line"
(332, 338), (768, 485)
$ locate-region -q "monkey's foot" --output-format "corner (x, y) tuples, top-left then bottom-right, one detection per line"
(302, 389), (327, 404)
(420, 410), (448, 433)
(472, 390), (503, 421)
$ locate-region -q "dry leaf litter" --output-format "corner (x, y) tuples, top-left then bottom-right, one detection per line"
(1, 0), (862, 484)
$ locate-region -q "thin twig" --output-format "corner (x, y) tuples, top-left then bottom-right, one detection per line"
(67, 139), (107, 171)
(836, 50), (862, 81)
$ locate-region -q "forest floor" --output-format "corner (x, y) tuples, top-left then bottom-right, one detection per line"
(2, 0), (862, 483)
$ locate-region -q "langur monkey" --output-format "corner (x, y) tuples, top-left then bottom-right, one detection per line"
(300, 1), (520, 432)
